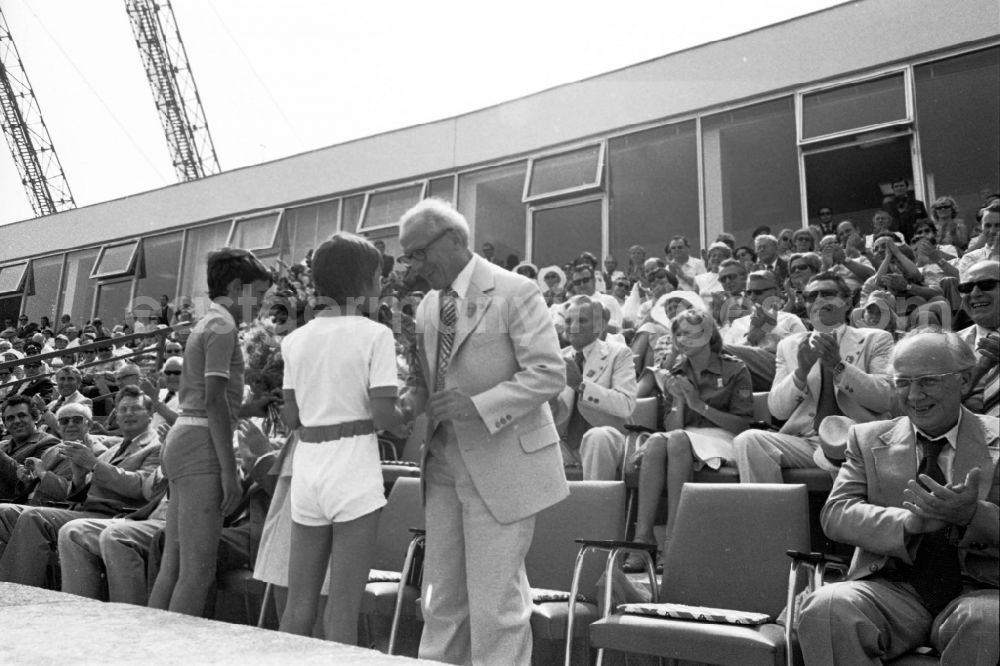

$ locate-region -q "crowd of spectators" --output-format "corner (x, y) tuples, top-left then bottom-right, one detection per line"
(0, 190), (996, 664)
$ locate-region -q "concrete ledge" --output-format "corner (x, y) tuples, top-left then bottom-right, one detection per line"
(1, 582), (424, 665)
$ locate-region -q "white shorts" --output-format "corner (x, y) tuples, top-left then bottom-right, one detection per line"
(289, 433), (387, 526)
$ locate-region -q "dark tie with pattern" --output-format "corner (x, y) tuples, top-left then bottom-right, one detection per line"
(434, 289), (458, 392)
(566, 350), (590, 447)
(813, 364), (840, 432)
(108, 438), (133, 467)
(908, 434), (963, 613)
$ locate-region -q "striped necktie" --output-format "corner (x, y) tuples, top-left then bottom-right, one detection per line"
(434, 288), (458, 392)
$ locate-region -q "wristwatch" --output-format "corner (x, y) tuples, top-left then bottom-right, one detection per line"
(832, 361), (846, 377)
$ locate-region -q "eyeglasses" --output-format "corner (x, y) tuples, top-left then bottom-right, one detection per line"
(957, 279), (999, 294)
(933, 204), (954, 211)
(399, 228), (452, 265)
(803, 289), (842, 303)
(118, 405), (150, 415)
(892, 369), (970, 392)
(647, 270), (670, 281)
(58, 416), (87, 426)
(571, 276), (594, 287)
(719, 273), (744, 282)
(163, 370), (182, 376)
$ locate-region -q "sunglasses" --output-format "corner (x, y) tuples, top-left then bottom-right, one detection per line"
(746, 287), (776, 296)
(163, 370), (182, 376)
(958, 279), (999, 294)
(58, 415), (87, 426)
(803, 289), (842, 303)
(647, 270), (670, 281)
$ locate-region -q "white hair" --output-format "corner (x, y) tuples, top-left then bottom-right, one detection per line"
(398, 198), (470, 246)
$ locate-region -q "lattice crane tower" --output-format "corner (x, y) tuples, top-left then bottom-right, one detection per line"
(125, 0), (220, 181)
(0, 6), (75, 217)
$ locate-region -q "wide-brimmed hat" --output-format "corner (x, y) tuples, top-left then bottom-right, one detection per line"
(513, 262), (539, 280)
(813, 415), (857, 474)
(538, 265), (566, 291)
(649, 290), (708, 329)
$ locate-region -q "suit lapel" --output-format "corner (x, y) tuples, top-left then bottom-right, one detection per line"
(420, 291), (440, 391)
(450, 259), (495, 359)
(585, 340), (610, 383)
(952, 408), (998, 499)
(872, 419), (917, 507)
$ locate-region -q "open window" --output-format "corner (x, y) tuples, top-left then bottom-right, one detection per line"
(227, 211), (283, 253)
(90, 240), (140, 279)
(359, 183), (426, 232)
(524, 143), (605, 203)
(0, 262), (29, 295)
(799, 71), (911, 144)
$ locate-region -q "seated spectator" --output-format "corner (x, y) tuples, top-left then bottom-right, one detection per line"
(15, 350), (55, 402)
(637, 291), (709, 374)
(553, 264), (624, 340)
(797, 329), (998, 665)
(665, 235), (705, 292)
(539, 266), (567, 307)
(694, 242), (732, 296)
(712, 259), (751, 330)
(714, 232), (736, 250)
(601, 255), (625, 293)
(551, 296), (636, 480)
(855, 290), (900, 338)
(609, 276), (632, 307)
(141, 356), (182, 431)
(929, 195), (969, 254)
(625, 244), (648, 286)
(513, 262), (538, 281)
(722, 270), (807, 389)
(628, 266), (679, 370)
(792, 228), (815, 253)
(911, 219), (960, 294)
(753, 234), (789, 284)
(862, 236), (946, 327)
(0, 396), (61, 504)
(958, 260), (999, 416)
(864, 210), (905, 250)
(958, 200), (999, 277)
(733, 245), (756, 272)
(819, 233), (874, 295)
(783, 251), (822, 321)
(732, 273), (894, 483)
(625, 308), (752, 567)
(777, 228), (795, 259)
(0, 385), (161, 587)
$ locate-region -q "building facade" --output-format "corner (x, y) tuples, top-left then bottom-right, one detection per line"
(1, 0), (997, 327)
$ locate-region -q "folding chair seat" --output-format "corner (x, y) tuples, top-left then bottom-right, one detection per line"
(525, 480), (626, 663)
(587, 483), (810, 666)
(360, 476), (425, 652)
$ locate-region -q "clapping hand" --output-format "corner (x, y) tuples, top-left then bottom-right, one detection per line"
(237, 419), (272, 464)
(796, 334), (821, 373)
(564, 357), (584, 391)
(976, 333), (999, 366)
(156, 422), (171, 444)
(810, 332), (841, 369)
(139, 376), (159, 402)
(60, 440), (98, 472)
(902, 468), (981, 533)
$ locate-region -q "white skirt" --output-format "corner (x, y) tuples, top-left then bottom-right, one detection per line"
(684, 426), (736, 471)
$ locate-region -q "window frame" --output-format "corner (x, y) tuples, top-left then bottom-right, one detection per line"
(358, 181), (428, 233)
(522, 141), (606, 204)
(225, 209), (284, 253)
(796, 67), (914, 146)
(89, 240), (141, 280)
(0, 262), (29, 296)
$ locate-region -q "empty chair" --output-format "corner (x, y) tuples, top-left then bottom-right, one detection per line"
(587, 483), (810, 665)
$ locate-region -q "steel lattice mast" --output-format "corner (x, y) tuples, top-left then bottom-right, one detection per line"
(0, 6), (75, 218)
(125, 0), (220, 182)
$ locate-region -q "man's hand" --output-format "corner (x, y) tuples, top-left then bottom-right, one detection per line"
(237, 419), (272, 463)
(240, 389), (281, 418)
(139, 376), (159, 402)
(811, 332), (842, 369)
(795, 335), (821, 378)
(24, 456), (47, 475)
(156, 422), (171, 444)
(879, 273), (909, 294)
(902, 468), (981, 532)
(60, 440), (99, 472)
(428, 389), (479, 423)
(564, 357), (584, 391)
(976, 333), (999, 366)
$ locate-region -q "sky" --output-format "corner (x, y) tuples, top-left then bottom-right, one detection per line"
(0, 0), (846, 227)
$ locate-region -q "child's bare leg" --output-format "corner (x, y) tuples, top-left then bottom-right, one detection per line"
(147, 481), (180, 610)
(168, 473), (224, 615)
(280, 522), (332, 637)
(324, 509), (380, 645)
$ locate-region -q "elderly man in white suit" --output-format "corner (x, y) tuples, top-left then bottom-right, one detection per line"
(398, 198), (569, 665)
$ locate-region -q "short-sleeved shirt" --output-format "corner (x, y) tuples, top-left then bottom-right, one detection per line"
(176, 302), (244, 424)
(281, 315), (398, 427)
(664, 352), (754, 428)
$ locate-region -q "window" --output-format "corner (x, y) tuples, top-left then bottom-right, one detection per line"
(179, 221), (230, 314)
(133, 232), (183, 317)
(0, 263), (28, 295)
(342, 195), (365, 232)
(91, 240), (139, 279)
(458, 162), (528, 266)
(23, 256), (63, 324)
(703, 97), (801, 245)
(361, 183), (425, 231)
(227, 212), (282, 252)
(525, 143), (604, 201)
(283, 199), (339, 265)
(915, 47), (1000, 220)
(531, 199), (603, 269)
(95, 279), (134, 329)
(61, 249), (99, 322)
(609, 121), (698, 267)
(801, 72), (909, 142)
(429, 176), (455, 203)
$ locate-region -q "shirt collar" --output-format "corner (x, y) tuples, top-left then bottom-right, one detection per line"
(578, 339), (600, 361)
(209, 301), (237, 327)
(448, 255), (477, 300)
(912, 409), (962, 450)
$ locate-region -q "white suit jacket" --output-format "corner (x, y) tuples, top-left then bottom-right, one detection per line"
(552, 338), (637, 433)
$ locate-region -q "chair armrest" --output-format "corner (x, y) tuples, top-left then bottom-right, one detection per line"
(409, 527), (426, 537)
(785, 550), (848, 566)
(575, 538), (657, 554)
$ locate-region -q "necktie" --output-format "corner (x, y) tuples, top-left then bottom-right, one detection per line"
(908, 434), (963, 613)
(434, 288), (458, 392)
(53, 396), (65, 411)
(108, 439), (133, 467)
(813, 364), (841, 432)
(163, 391), (176, 405)
(566, 351), (590, 448)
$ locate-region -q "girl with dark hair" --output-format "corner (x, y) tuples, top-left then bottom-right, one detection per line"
(625, 309), (753, 568)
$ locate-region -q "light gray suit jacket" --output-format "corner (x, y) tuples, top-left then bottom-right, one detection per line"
(769, 326), (895, 436)
(412, 255), (569, 524)
(823, 410), (999, 587)
(552, 338), (637, 434)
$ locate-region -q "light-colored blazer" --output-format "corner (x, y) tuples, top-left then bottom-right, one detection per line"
(552, 339), (637, 433)
(412, 255), (569, 524)
(822, 411), (999, 587)
(769, 326), (894, 436)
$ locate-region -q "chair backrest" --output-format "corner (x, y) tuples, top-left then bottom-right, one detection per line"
(662, 483), (810, 617)
(526, 480), (626, 593)
(373, 477), (425, 571)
